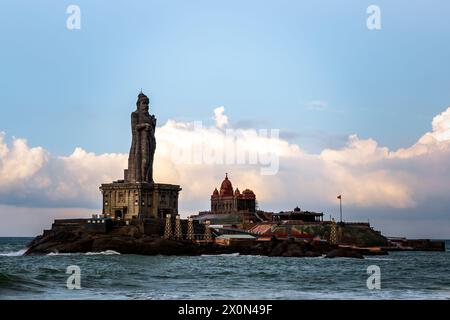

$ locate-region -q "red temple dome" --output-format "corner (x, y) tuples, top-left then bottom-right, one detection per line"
(242, 189), (256, 199)
(219, 173), (234, 197)
(211, 188), (219, 198)
(234, 188), (241, 197)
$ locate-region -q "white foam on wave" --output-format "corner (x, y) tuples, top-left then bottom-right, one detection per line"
(240, 255), (263, 258)
(47, 252), (73, 256)
(85, 250), (121, 255)
(0, 249), (27, 257)
(201, 253), (240, 257)
(46, 250), (121, 256)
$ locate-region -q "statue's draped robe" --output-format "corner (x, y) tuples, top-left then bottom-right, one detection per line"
(127, 110), (156, 183)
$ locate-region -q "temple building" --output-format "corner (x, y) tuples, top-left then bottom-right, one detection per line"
(211, 173), (256, 215)
(195, 173), (257, 224)
(99, 92), (181, 221)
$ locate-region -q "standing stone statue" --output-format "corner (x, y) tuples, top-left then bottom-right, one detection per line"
(126, 92), (156, 183)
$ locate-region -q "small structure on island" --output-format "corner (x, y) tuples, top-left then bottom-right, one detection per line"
(186, 217), (195, 241)
(174, 215), (182, 240)
(272, 206), (324, 223)
(329, 219), (338, 245)
(163, 214), (173, 239)
(99, 92), (181, 223)
(215, 234), (257, 246)
(204, 221), (212, 243)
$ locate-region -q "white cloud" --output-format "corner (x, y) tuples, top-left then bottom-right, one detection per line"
(213, 106), (229, 128)
(0, 133), (47, 188)
(430, 108), (450, 142)
(1, 107), (450, 219)
(0, 136), (127, 208)
(394, 108), (450, 159)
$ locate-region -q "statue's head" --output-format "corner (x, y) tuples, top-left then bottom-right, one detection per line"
(136, 92), (150, 113)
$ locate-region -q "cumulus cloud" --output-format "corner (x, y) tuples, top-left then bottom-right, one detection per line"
(394, 108), (450, 159)
(1, 107), (450, 219)
(213, 106), (229, 128)
(0, 135), (127, 208)
(0, 133), (47, 187)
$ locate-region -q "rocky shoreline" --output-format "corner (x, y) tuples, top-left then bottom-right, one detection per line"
(24, 225), (387, 259)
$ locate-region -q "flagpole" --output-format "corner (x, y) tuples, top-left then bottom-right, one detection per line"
(337, 195), (342, 223)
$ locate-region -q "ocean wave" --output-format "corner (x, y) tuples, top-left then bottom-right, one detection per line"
(0, 272), (27, 287)
(201, 253), (240, 257)
(85, 250), (121, 255)
(0, 272), (46, 293)
(46, 252), (73, 256)
(0, 249), (26, 257)
(239, 255), (263, 258)
(46, 250), (121, 256)
(365, 257), (394, 261)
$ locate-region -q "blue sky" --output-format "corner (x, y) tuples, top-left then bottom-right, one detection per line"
(1, 1), (450, 237)
(1, 0), (450, 154)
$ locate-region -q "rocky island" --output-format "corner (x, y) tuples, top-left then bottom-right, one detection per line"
(25, 223), (383, 259)
(25, 92), (445, 259)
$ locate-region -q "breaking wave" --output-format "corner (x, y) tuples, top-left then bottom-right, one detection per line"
(85, 250), (121, 255)
(0, 249), (26, 257)
(47, 250), (121, 256)
(46, 252), (73, 256)
(201, 253), (240, 257)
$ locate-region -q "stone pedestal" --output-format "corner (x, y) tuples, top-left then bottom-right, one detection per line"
(100, 181), (181, 221)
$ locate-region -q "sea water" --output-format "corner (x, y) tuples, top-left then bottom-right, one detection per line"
(1, 237), (449, 300)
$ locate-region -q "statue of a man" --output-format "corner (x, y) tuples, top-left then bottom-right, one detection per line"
(127, 92), (156, 183)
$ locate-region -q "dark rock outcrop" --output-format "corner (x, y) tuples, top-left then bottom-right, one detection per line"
(338, 224), (388, 247)
(25, 226), (374, 259)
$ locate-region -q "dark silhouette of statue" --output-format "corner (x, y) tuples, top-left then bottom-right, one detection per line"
(126, 92), (156, 183)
